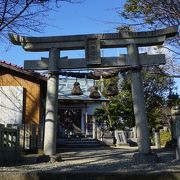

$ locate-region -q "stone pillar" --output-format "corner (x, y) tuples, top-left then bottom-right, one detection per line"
(128, 44), (150, 154)
(176, 136), (180, 160)
(132, 126), (137, 138)
(85, 111), (88, 137)
(81, 110), (85, 135)
(100, 76), (104, 92)
(171, 105), (180, 140)
(97, 126), (101, 140)
(44, 48), (59, 156)
(171, 106), (180, 160)
(154, 132), (161, 149)
(92, 116), (97, 139)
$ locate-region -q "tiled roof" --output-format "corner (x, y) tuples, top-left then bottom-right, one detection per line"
(0, 60), (47, 81)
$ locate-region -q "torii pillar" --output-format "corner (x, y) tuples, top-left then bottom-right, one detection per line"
(128, 44), (150, 154)
(44, 48), (59, 155)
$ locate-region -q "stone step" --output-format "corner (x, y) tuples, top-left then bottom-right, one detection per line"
(57, 138), (103, 148)
(66, 140), (98, 144)
(65, 138), (97, 141)
(62, 144), (101, 148)
(66, 140), (100, 144)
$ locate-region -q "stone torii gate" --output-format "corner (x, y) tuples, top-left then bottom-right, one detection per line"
(9, 26), (178, 156)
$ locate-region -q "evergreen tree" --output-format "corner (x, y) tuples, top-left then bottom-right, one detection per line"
(120, 0), (180, 74)
(95, 67), (176, 131)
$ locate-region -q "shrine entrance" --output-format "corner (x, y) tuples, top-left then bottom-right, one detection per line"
(9, 26), (178, 156)
(58, 107), (82, 138)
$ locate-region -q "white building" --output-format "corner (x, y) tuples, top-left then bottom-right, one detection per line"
(57, 77), (108, 138)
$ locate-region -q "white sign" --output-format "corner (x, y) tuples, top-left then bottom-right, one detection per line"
(0, 86), (23, 125)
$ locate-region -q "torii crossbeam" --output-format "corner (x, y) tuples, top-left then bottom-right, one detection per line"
(24, 53), (165, 70)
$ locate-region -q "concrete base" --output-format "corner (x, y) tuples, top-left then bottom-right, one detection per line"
(116, 144), (129, 147)
(101, 137), (115, 146)
(21, 154), (50, 164)
(22, 154), (62, 164)
(0, 149), (21, 166)
(133, 152), (159, 163)
(50, 154), (62, 163)
(127, 138), (138, 147)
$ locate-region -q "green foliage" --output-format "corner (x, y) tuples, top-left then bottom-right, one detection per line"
(167, 92), (180, 108)
(95, 105), (122, 131)
(151, 130), (171, 146)
(95, 76), (135, 130)
(98, 77), (119, 97)
(143, 70), (174, 101)
(122, 0), (180, 27)
(94, 107), (108, 125)
(142, 68), (175, 130)
(147, 108), (162, 131)
(160, 131), (171, 146)
(121, 0), (180, 79)
(95, 67), (175, 131)
(109, 90), (135, 129)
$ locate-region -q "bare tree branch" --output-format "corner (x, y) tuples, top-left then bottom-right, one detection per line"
(0, 0), (34, 32)
(0, 0), (82, 40)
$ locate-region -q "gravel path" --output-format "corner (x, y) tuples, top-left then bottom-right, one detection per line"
(0, 147), (179, 174)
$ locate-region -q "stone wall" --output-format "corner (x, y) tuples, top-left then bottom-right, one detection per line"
(0, 124), (20, 164)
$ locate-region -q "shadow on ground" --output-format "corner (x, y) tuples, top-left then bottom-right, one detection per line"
(0, 147), (180, 180)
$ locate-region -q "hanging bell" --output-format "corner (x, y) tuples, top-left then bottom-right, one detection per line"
(89, 85), (101, 99)
(106, 80), (119, 96)
(71, 82), (83, 95)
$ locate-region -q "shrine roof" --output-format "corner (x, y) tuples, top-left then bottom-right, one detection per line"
(0, 60), (47, 81)
(58, 78), (109, 102)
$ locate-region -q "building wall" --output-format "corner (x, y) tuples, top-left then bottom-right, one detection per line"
(0, 69), (45, 124)
(86, 103), (102, 115)
(0, 86), (24, 124)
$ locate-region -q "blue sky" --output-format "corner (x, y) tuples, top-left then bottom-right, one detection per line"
(0, 0), (126, 63)
(0, 0), (179, 93)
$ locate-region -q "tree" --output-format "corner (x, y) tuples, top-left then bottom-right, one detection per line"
(143, 67), (175, 130)
(0, 0), (81, 41)
(95, 76), (134, 130)
(95, 67), (176, 132)
(139, 46), (180, 76)
(121, 0), (180, 30)
(120, 0), (180, 75)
